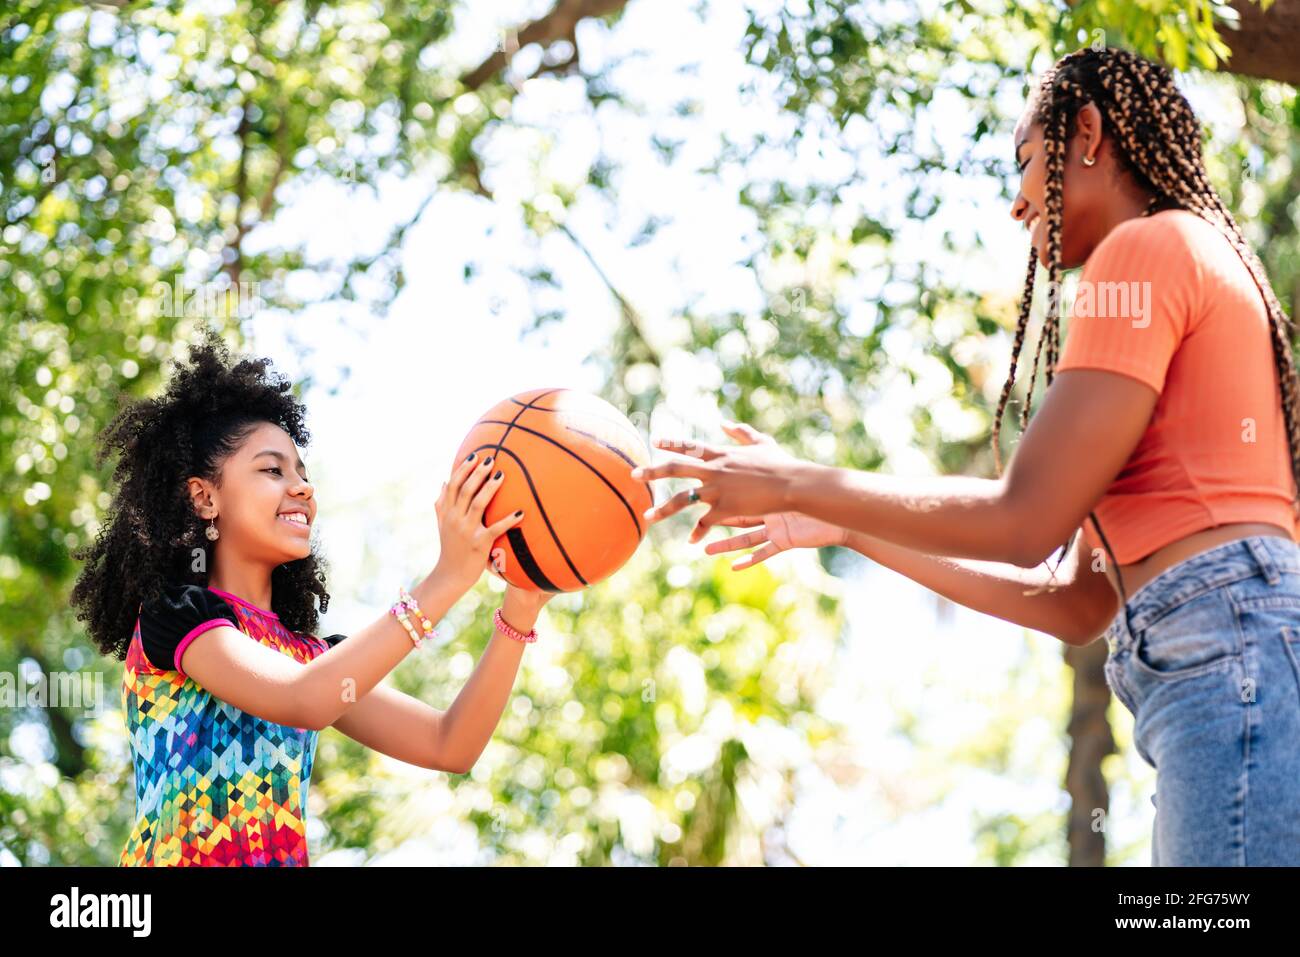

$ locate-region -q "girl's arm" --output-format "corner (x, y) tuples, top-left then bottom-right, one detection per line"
(842, 527), (1119, 646)
(329, 586), (552, 773)
(181, 451), (522, 732)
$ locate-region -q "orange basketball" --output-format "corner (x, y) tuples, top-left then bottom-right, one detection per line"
(452, 388), (653, 592)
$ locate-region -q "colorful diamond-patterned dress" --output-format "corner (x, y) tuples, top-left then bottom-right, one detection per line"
(119, 582), (347, 866)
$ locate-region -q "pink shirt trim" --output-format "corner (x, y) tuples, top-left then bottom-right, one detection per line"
(174, 618), (236, 677)
(208, 586), (279, 619)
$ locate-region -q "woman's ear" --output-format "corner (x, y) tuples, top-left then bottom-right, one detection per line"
(1075, 101), (1104, 167)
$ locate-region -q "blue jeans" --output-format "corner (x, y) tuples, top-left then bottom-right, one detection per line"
(1102, 534), (1300, 866)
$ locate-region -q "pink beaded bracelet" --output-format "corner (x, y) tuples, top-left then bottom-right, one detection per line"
(494, 608), (537, 644)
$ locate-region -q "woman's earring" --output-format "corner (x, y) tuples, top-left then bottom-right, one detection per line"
(205, 516), (219, 541)
(1082, 154), (1096, 167)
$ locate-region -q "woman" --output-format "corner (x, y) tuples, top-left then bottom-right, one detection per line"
(633, 47), (1300, 866)
(71, 331), (549, 865)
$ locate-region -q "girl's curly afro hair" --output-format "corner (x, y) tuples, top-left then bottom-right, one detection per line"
(71, 327), (331, 660)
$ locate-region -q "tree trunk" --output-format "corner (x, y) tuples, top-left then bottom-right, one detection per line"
(1065, 639), (1117, 866)
(1223, 0), (1300, 86)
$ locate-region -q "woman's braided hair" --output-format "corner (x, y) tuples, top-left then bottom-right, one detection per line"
(990, 46), (1300, 598)
(71, 327), (332, 659)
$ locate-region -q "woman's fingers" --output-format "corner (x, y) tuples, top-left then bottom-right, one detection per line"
(643, 485), (706, 525)
(720, 422), (756, 447)
(631, 453), (711, 482)
(715, 514), (765, 528)
(721, 420), (773, 445)
(703, 527), (768, 554)
(732, 541), (780, 571)
(651, 437), (723, 461)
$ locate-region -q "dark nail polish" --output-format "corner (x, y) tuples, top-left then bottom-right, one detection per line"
(466, 452), (476, 461)
(483, 456), (493, 467)
(494, 470), (503, 480)
(515, 510), (523, 517)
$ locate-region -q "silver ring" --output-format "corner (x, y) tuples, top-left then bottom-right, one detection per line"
(687, 488), (700, 504)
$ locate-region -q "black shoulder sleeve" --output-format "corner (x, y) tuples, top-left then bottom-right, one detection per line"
(323, 633), (348, 648)
(138, 583), (239, 675)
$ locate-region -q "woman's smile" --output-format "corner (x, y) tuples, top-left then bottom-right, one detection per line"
(1027, 210), (1043, 247)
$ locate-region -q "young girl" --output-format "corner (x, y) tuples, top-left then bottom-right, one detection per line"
(634, 47), (1300, 866)
(70, 331), (551, 866)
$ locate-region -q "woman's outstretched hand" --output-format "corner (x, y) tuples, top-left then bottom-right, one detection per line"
(703, 511), (848, 570)
(434, 451), (525, 598)
(632, 420), (806, 543)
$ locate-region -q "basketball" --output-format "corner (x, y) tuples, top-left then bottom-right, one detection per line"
(452, 388), (654, 592)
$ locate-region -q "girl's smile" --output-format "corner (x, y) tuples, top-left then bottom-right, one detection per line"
(277, 508), (311, 533)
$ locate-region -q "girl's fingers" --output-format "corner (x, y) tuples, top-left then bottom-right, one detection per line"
(704, 528), (768, 554)
(469, 465), (505, 519)
(485, 508), (525, 538)
(449, 451), (482, 502)
(733, 541), (780, 571)
(458, 453), (496, 508)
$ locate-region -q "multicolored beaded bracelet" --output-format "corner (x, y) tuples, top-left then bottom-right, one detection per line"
(494, 608), (538, 644)
(398, 586), (437, 642)
(389, 600), (423, 648)
(389, 586), (437, 649)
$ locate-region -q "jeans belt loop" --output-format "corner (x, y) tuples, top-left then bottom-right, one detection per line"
(1245, 536), (1281, 586)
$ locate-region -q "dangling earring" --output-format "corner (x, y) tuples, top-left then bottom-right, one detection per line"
(1081, 154), (1096, 167)
(205, 516), (220, 541)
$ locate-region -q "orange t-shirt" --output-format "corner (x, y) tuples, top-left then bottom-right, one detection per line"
(1053, 207), (1299, 565)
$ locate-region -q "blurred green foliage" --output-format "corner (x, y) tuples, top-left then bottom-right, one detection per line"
(1, 0), (1295, 865)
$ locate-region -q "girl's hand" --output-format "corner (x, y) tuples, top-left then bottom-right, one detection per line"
(702, 511), (848, 570)
(631, 420), (805, 543)
(434, 452), (524, 598)
(499, 583), (556, 634)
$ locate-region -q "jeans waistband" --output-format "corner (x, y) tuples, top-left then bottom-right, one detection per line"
(1104, 534), (1300, 650)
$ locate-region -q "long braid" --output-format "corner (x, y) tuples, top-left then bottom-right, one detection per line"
(992, 46), (1300, 602)
(990, 247), (1041, 477)
(1096, 54), (1300, 533)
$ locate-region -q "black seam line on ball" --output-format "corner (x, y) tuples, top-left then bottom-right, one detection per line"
(490, 388), (564, 462)
(476, 418), (644, 539)
(509, 395), (646, 450)
(506, 526), (560, 592)
(510, 397), (653, 525)
(469, 442), (588, 587)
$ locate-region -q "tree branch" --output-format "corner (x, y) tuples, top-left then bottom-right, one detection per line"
(459, 0), (631, 91)
(1222, 0), (1300, 86)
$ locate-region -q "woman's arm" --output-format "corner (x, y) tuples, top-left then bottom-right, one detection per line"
(641, 369), (1159, 568)
(843, 526), (1119, 646)
(787, 371), (1155, 564)
(328, 586), (550, 772)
